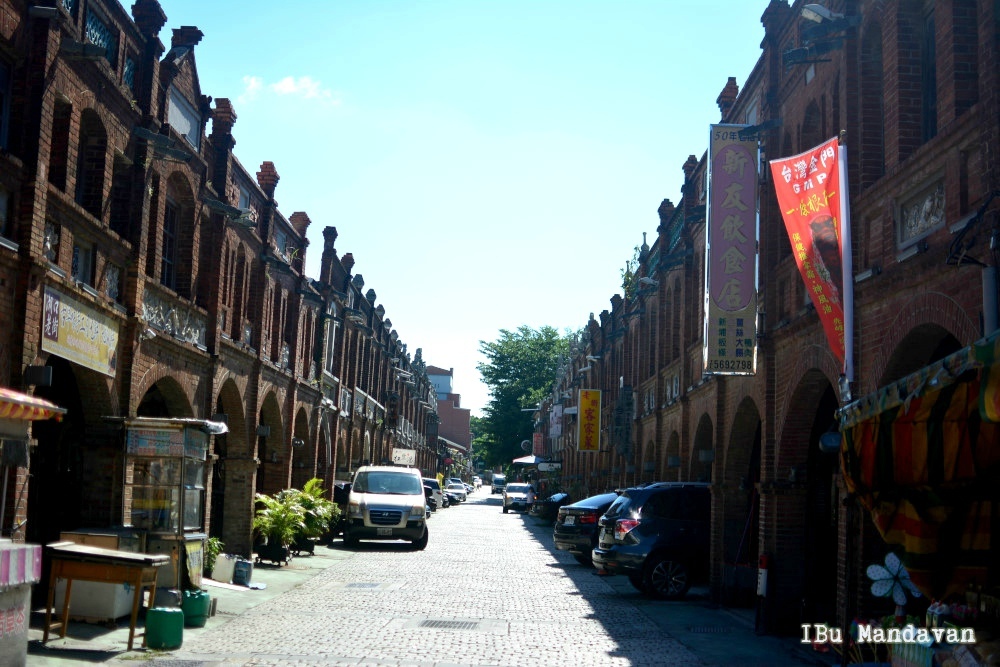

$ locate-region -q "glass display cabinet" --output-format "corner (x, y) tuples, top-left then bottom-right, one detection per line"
(123, 418), (224, 590)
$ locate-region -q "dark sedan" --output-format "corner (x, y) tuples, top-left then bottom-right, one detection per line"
(531, 492), (572, 520)
(553, 491), (619, 565)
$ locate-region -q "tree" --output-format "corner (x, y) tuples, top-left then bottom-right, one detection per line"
(621, 244), (641, 299)
(476, 326), (571, 468)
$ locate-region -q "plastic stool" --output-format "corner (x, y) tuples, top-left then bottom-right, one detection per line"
(145, 607), (183, 649)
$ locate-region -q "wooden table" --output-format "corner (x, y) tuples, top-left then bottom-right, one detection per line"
(43, 541), (169, 650)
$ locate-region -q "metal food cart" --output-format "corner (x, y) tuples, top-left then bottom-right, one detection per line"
(120, 417), (227, 592)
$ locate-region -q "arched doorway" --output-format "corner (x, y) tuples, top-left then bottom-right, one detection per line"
(256, 392), (284, 497)
(722, 398), (762, 607)
(771, 368), (839, 632)
(802, 384), (840, 623)
(691, 414), (714, 482)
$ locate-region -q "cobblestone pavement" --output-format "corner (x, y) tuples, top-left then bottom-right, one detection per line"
(81, 490), (831, 667)
(115, 490), (705, 667)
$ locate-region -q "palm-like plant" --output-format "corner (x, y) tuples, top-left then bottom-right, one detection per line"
(252, 491), (305, 547)
(293, 478), (338, 539)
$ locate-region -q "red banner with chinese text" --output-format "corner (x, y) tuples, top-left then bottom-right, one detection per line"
(769, 136), (847, 366)
(577, 390), (601, 453)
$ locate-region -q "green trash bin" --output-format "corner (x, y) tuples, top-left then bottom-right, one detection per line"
(181, 589), (211, 628)
(145, 607), (183, 649)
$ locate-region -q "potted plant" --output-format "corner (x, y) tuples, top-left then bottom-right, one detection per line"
(203, 536), (224, 578)
(251, 491), (305, 566)
(290, 478), (337, 555)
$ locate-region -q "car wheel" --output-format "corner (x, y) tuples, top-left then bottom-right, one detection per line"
(628, 571), (646, 592)
(411, 528), (428, 550)
(503, 506), (509, 513)
(573, 552), (592, 566)
(643, 556), (690, 599)
(343, 533), (359, 549)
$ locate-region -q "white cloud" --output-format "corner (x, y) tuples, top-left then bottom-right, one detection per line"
(237, 75), (264, 105)
(237, 75), (340, 106)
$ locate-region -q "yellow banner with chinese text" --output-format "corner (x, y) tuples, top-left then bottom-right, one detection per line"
(577, 390), (601, 452)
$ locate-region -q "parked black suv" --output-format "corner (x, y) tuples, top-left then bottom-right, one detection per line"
(591, 482), (710, 599)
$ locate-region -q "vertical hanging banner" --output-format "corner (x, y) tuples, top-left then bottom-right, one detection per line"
(769, 136), (851, 372)
(577, 389), (601, 452)
(704, 124), (759, 375)
(532, 432), (545, 456)
(548, 403), (563, 438)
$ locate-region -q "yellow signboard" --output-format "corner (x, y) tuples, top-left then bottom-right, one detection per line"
(41, 285), (120, 377)
(577, 389), (601, 452)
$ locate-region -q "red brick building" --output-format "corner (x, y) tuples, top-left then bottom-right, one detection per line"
(546, 0), (999, 635)
(0, 0), (437, 589)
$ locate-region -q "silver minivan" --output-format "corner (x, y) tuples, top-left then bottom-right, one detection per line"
(345, 466), (428, 549)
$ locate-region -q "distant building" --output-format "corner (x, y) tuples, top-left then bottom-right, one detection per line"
(427, 366), (471, 454)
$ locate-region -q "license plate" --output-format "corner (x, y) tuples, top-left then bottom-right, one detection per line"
(564, 515), (575, 526)
(376, 527), (392, 536)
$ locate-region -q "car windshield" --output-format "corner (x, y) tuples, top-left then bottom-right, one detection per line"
(353, 471), (422, 495)
(570, 492), (619, 509)
(603, 494), (632, 518)
(505, 484), (530, 493)
(423, 479), (440, 490)
(446, 483), (465, 491)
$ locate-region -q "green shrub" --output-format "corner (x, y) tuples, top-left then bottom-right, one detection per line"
(252, 491), (306, 547)
(204, 536), (224, 576)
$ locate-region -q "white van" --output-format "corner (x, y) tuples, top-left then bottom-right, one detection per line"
(345, 466), (428, 549)
(491, 473), (507, 494)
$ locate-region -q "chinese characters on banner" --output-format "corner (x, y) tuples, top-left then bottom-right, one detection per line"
(704, 125), (759, 375)
(548, 403), (563, 438)
(577, 389), (601, 452)
(41, 285), (120, 377)
(769, 136), (851, 371)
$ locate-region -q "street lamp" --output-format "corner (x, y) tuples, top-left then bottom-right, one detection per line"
(801, 3), (844, 22)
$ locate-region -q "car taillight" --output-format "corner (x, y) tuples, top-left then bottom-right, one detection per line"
(577, 512), (598, 525)
(614, 518), (639, 541)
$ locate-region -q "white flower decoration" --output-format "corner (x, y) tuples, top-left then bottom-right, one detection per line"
(866, 552), (922, 605)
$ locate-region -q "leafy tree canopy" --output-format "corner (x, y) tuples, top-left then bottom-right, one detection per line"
(476, 325), (572, 468)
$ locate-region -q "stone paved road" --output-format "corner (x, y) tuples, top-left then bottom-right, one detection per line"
(125, 489), (705, 667)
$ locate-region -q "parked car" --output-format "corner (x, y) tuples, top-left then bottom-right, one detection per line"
(330, 481), (352, 538)
(553, 492), (619, 564)
(445, 482), (467, 503)
(591, 482), (710, 599)
(423, 485), (437, 514)
(531, 492), (572, 520)
(344, 466), (429, 549)
(491, 474), (507, 494)
(422, 478), (444, 511)
(502, 483), (535, 513)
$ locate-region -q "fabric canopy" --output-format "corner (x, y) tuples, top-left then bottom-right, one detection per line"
(0, 387), (66, 422)
(839, 331), (1000, 600)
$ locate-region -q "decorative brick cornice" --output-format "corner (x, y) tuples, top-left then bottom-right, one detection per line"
(716, 76), (739, 118)
(211, 98), (237, 137)
(171, 26), (204, 48)
(256, 161), (280, 197)
(289, 212), (311, 237)
(131, 0), (167, 38)
(341, 252), (355, 273)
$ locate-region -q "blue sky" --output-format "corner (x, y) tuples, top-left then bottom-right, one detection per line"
(161, 0), (768, 416)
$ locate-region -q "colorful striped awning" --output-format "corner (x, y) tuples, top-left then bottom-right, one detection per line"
(838, 331), (1000, 600)
(0, 387), (66, 422)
